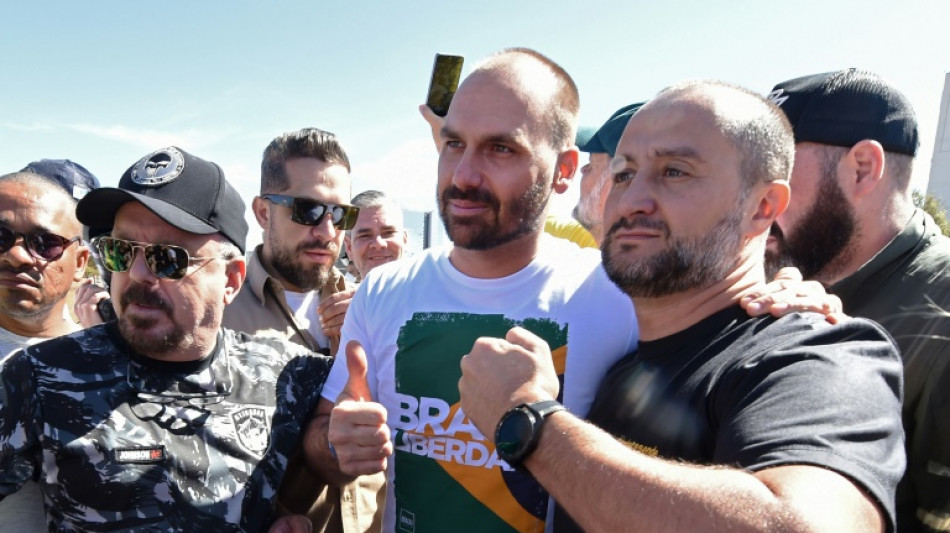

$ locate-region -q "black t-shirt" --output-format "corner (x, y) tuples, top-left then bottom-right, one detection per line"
(556, 306), (904, 532)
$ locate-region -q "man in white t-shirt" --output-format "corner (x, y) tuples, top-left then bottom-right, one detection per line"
(305, 48), (638, 533)
(222, 127), (384, 533)
(0, 160), (98, 533)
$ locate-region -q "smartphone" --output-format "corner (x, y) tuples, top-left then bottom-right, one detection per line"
(425, 54), (464, 117)
(97, 298), (117, 322)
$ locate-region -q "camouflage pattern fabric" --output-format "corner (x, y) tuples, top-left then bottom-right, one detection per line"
(0, 323), (331, 532)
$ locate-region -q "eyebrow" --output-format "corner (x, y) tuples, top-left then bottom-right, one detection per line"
(611, 146), (706, 172)
(440, 126), (525, 147)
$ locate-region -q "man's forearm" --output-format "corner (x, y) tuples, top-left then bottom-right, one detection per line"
(526, 412), (879, 533)
(302, 407), (357, 487)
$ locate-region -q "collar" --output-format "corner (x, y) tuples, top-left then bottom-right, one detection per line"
(122, 328), (233, 400)
(831, 208), (935, 301)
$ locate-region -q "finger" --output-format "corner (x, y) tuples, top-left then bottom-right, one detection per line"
(771, 266), (803, 282)
(504, 326), (549, 356)
(337, 340), (371, 403)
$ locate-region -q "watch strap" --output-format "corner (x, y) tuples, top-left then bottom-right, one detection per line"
(525, 399), (566, 419)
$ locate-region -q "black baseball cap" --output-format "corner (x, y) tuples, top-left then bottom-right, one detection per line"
(577, 102), (646, 157)
(20, 159), (100, 201)
(76, 147), (248, 253)
(768, 69), (918, 156)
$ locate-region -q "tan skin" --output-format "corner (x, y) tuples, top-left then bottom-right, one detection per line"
(459, 88), (885, 532)
(110, 202), (244, 362)
(0, 180), (89, 338)
(343, 204), (408, 279)
(253, 158), (354, 339)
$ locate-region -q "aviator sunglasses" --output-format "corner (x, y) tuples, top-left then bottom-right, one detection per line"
(0, 224), (80, 261)
(262, 194), (360, 230)
(96, 237), (218, 280)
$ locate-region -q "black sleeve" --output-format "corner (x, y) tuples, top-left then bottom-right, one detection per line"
(712, 316), (905, 533)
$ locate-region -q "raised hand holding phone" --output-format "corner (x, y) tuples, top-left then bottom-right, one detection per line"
(425, 53), (464, 117)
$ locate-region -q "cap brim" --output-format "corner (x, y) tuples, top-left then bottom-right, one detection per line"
(77, 188), (218, 235)
(575, 126), (598, 152)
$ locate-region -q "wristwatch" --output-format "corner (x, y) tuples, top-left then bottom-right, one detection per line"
(494, 400), (566, 469)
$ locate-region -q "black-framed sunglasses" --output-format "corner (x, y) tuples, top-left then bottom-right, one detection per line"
(96, 237), (218, 280)
(262, 194), (359, 230)
(0, 224), (80, 261)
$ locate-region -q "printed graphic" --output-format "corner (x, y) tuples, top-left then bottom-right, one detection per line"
(393, 312), (567, 533)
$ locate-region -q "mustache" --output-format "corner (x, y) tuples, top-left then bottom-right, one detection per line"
(120, 283), (172, 314)
(606, 215), (669, 237)
(296, 238), (338, 254)
(441, 186), (500, 210)
(0, 264), (41, 283)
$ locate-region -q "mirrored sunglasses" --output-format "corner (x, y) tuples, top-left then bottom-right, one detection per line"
(96, 237), (217, 280)
(0, 224), (80, 261)
(262, 194), (359, 230)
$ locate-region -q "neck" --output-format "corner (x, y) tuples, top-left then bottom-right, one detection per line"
(0, 305), (78, 339)
(633, 259), (764, 341)
(448, 231), (541, 279)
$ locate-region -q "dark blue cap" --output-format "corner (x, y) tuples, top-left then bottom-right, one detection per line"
(577, 102), (646, 157)
(20, 159), (100, 201)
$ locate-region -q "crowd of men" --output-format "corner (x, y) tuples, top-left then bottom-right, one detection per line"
(0, 47), (946, 533)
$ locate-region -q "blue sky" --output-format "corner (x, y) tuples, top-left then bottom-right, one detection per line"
(2, 1), (947, 248)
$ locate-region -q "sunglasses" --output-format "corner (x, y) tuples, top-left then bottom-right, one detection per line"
(262, 194), (359, 230)
(0, 225), (80, 261)
(96, 237), (218, 280)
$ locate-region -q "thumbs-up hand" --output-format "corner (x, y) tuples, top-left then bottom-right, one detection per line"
(328, 340), (393, 476)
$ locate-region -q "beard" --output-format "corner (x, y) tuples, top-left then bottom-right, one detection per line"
(602, 209), (744, 298)
(439, 178), (549, 251)
(118, 282), (190, 357)
(266, 226), (340, 291)
(764, 169), (857, 282)
(573, 171), (608, 232)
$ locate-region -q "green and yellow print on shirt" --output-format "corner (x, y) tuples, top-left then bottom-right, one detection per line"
(391, 312), (567, 533)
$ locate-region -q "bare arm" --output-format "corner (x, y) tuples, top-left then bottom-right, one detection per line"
(526, 412), (883, 533)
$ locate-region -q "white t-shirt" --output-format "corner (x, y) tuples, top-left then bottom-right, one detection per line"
(283, 289), (330, 350)
(0, 329), (51, 533)
(322, 235), (637, 533)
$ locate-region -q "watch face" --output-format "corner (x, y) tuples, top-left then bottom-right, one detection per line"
(496, 409), (535, 459)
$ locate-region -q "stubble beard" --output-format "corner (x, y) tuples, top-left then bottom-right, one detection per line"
(603, 209), (744, 298)
(439, 178), (550, 251)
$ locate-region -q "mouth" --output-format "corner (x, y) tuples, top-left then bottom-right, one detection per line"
(0, 272), (40, 290)
(448, 199), (488, 216)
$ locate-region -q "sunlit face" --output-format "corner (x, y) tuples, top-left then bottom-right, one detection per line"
(601, 96), (747, 298)
(0, 180), (87, 322)
(436, 70), (555, 251)
(765, 142), (856, 282)
(573, 152), (611, 232)
(111, 202), (241, 361)
(255, 158), (349, 292)
(344, 203), (407, 278)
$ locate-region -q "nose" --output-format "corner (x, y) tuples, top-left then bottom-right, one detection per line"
(606, 171), (657, 222)
(449, 148), (483, 190)
(127, 248), (159, 284)
(1, 237), (37, 266)
(309, 214), (339, 241)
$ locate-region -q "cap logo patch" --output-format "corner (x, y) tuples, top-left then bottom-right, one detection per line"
(766, 89), (789, 107)
(131, 147), (186, 186)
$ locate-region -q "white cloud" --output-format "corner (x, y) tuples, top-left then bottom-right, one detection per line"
(64, 123), (235, 151)
(350, 137), (439, 213)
